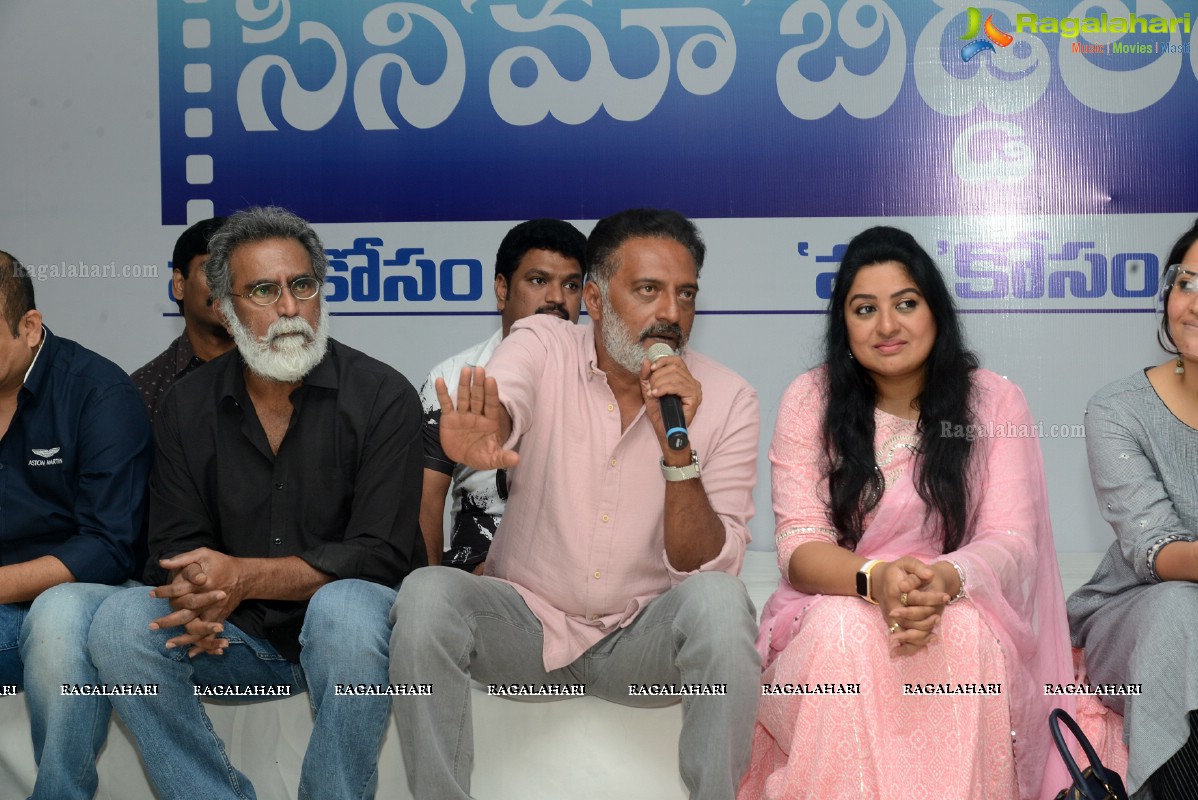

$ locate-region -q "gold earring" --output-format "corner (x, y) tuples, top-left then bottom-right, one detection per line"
(1177, 356), (1185, 375)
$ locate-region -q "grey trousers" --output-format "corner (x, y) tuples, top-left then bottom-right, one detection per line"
(389, 567), (760, 800)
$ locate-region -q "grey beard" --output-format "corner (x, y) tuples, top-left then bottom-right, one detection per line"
(221, 298), (329, 383)
(596, 285), (688, 375)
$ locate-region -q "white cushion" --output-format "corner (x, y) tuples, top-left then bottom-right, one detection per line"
(0, 551), (1100, 798)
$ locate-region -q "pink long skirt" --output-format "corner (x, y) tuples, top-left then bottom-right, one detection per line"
(739, 597), (1017, 800)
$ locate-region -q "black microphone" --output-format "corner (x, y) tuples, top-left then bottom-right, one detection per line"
(646, 343), (689, 451)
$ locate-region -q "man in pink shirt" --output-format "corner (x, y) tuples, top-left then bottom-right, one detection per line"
(390, 208), (761, 799)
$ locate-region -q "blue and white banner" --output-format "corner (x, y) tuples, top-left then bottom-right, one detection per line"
(159, 0), (1198, 225)
(242, 221), (1163, 316)
(4, 0), (1190, 552)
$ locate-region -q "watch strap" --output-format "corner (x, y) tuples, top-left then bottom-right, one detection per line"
(856, 559), (882, 604)
(661, 450), (701, 482)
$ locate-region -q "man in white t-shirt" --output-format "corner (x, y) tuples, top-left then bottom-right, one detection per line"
(419, 219), (586, 571)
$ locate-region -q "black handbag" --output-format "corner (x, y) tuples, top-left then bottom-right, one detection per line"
(1050, 708), (1129, 800)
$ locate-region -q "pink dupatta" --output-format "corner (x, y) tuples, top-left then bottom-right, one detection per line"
(756, 369), (1074, 800)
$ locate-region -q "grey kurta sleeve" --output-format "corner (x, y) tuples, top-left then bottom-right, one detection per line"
(1085, 390), (1196, 584)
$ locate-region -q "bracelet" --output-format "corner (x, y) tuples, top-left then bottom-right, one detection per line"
(947, 561), (966, 603)
(1147, 534), (1192, 582)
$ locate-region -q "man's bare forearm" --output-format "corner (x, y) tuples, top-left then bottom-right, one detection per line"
(0, 556), (75, 604)
(240, 556), (333, 602)
(663, 468), (725, 572)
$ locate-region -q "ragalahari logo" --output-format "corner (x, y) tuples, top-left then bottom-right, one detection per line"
(960, 7), (1014, 61)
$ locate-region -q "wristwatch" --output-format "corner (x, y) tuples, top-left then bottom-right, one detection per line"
(856, 559), (883, 604)
(660, 450), (701, 482)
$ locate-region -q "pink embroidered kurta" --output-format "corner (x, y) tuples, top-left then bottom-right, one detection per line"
(739, 367), (1074, 800)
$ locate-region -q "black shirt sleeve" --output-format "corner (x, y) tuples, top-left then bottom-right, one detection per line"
(296, 370), (427, 586)
(144, 383), (221, 585)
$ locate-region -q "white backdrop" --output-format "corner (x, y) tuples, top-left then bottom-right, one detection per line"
(0, 1), (1186, 554)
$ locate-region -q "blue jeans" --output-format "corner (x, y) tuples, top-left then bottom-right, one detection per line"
(0, 601), (28, 687)
(90, 579), (396, 800)
(2, 582), (131, 800)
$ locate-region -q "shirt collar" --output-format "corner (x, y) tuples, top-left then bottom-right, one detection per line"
(174, 330), (203, 376)
(301, 342), (338, 390)
(21, 326), (54, 397)
(581, 324), (694, 381)
(582, 324), (605, 379)
(214, 340), (338, 403)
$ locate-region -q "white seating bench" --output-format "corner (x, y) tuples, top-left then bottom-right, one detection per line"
(0, 551), (1103, 799)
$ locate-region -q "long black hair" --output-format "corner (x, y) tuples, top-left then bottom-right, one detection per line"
(823, 226), (978, 553)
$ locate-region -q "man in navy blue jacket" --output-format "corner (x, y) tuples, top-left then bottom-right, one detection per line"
(0, 250), (153, 799)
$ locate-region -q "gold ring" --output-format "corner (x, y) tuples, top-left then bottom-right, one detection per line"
(889, 622), (901, 634)
(900, 592), (909, 606)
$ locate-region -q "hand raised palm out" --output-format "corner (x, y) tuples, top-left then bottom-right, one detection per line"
(435, 366), (519, 471)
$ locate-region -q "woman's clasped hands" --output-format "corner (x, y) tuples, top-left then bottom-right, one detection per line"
(874, 557), (955, 656)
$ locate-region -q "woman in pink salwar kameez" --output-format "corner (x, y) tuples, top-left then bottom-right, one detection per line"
(739, 227), (1074, 800)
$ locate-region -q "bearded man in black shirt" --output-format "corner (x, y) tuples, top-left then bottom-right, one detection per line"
(91, 206), (425, 800)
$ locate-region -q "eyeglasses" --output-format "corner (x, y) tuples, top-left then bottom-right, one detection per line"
(235, 276), (323, 306)
(1164, 265), (1198, 295)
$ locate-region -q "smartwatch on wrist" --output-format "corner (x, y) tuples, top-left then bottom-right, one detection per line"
(856, 559), (883, 605)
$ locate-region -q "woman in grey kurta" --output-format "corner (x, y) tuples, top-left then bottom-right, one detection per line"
(1068, 218), (1198, 800)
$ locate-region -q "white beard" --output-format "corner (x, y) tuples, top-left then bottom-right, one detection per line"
(596, 287), (689, 374)
(221, 298), (330, 383)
